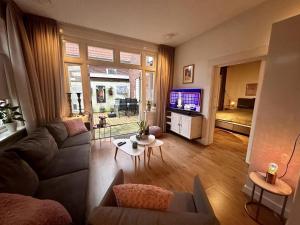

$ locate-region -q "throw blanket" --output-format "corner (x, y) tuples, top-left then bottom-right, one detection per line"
(0, 193), (72, 225)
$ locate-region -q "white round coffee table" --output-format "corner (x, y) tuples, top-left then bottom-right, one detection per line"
(112, 139), (145, 172)
(129, 134), (155, 146)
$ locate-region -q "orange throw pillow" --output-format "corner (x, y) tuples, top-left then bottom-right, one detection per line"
(113, 184), (174, 211)
(63, 118), (88, 137)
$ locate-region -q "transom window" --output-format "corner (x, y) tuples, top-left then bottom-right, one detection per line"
(120, 51), (141, 65)
(65, 42), (80, 57)
(87, 46), (114, 62)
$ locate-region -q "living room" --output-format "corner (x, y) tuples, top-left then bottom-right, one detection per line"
(1, 0), (300, 225)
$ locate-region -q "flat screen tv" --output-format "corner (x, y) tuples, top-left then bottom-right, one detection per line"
(169, 88), (203, 113)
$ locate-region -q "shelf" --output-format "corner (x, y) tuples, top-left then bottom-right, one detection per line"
(166, 122), (171, 125)
(166, 116), (171, 119)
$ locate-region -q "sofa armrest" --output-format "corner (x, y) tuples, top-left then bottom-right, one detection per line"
(193, 176), (218, 223)
(99, 170), (124, 207)
(88, 206), (217, 225)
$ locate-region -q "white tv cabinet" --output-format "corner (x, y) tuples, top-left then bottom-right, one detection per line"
(169, 111), (203, 140)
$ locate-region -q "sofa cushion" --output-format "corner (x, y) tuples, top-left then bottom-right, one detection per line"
(113, 184), (173, 211)
(88, 206), (217, 225)
(9, 128), (58, 172)
(0, 193), (72, 225)
(64, 118), (88, 137)
(36, 170), (89, 225)
(0, 151), (39, 196)
(61, 131), (91, 148)
(46, 122), (68, 146)
(39, 144), (90, 179)
(168, 192), (196, 212)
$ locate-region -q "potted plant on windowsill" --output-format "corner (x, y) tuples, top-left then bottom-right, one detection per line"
(0, 102), (24, 132)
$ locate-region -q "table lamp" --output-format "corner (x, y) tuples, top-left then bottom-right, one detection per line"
(266, 163), (278, 184)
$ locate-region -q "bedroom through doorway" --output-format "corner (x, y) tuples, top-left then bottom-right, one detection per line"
(214, 60), (261, 139)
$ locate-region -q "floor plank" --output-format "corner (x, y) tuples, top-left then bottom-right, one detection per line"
(88, 128), (258, 225)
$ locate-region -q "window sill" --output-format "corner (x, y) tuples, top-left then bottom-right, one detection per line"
(0, 125), (26, 143)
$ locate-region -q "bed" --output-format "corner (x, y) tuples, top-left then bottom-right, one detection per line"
(215, 98), (255, 135)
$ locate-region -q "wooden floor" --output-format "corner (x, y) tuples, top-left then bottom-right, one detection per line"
(88, 128), (259, 225)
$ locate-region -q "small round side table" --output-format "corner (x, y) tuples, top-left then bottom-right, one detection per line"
(245, 171), (293, 225)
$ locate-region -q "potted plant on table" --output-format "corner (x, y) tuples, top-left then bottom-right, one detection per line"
(137, 120), (149, 140)
(0, 102), (24, 132)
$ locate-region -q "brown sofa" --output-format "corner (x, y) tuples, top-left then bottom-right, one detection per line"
(88, 170), (219, 225)
(0, 122), (91, 225)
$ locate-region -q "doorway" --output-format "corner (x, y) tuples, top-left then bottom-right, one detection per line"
(89, 65), (142, 139)
(210, 59), (266, 163)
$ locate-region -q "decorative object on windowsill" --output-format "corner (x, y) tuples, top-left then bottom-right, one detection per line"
(132, 141), (138, 149)
(0, 102), (24, 132)
(76, 93), (83, 115)
(108, 87), (113, 96)
(66, 93), (73, 117)
(146, 100), (151, 111)
(266, 162), (278, 184)
(183, 64), (194, 84)
(137, 120), (148, 140)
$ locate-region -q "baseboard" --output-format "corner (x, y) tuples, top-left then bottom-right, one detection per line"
(243, 183), (291, 217)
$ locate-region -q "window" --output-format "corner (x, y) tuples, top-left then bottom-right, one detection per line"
(145, 71), (155, 103)
(65, 42), (80, 57)
(87, 46), (114, 62)
(66, 64), (84, 113)
(120, 51), (141, 65)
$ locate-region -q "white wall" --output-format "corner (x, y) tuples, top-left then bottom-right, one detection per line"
(174, 0), (300, 145)
(224, 61), (260, 108)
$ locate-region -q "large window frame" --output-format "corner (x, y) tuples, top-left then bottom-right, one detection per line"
(61, 35), (157, 117)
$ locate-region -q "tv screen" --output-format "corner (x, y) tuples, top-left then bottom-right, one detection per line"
(169, 88), (202, 112)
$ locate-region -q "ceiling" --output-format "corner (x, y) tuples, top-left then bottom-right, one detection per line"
(15, 0), (267, 46)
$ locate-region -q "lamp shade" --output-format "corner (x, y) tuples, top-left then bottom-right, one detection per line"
(0, 54), (10, 99)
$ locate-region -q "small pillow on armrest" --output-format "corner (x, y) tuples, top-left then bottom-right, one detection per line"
(63, 118), (88, 137)
(113, 184), (174, 211)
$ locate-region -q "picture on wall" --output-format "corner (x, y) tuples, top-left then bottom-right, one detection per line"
(116, 85), (128, 95)
(96, 85), (106, 103)
(183, 64), (194, 84)
(246, 83), (258, 96)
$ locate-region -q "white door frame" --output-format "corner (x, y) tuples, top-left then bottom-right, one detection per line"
(206, 46), (268, 163)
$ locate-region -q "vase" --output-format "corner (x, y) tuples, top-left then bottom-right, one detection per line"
(5, 121), (17, 132)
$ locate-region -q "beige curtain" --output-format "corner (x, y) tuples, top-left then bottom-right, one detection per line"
(155, 45), (175, 132)
(24, 14), (63, 123)
(5, 2), (41, 131)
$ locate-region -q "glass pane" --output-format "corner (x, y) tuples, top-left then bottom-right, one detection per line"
(89, 65), (141, 137)
(145, 71), (155, 104)
(65, 42), (80, 57)
(66, 65), (84, 113)
(87, 46), (114, 62)
(146, 55), (154, 67)
(120, 51), (141, 65)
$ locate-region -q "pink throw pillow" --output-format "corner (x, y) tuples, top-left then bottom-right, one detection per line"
(113, 184), (174, 211)
(0, 193), (72, 225)
(63, 118), (88, 137)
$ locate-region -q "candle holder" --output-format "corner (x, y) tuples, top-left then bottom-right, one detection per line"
(66, 93), (73, 117)
(76, 93), (83, 115)
(266, 163), (278, 184)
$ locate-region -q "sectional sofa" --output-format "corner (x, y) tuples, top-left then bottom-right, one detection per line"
(0, 122), (91, 225)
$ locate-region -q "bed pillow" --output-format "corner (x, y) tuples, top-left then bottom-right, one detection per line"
(63, 118), (88, 137)
(0, 151), (39, 196)
(113, 184), (174, 211)
(9, 128), (58, 172)
(46, 122), (68, 146)
(0, 193), (72, 225)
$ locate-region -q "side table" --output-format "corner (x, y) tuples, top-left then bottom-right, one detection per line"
(245, 171), (293, 225)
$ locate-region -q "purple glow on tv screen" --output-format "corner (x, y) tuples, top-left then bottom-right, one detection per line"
(169, 88), (202, 111)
